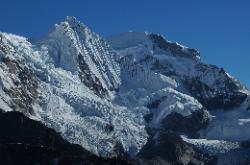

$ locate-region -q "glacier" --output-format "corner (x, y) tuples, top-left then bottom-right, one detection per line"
(0, 17), (148, 158)
(0, 17), (250, 164)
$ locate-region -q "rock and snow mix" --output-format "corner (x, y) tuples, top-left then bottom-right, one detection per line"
(0, 17), (250, 163)
(107, 30), (250, 161)
(0, 18), (147, 157)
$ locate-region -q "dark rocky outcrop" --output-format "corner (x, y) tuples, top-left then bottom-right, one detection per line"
(184, 77), (247, 110)
(149, 34), (200, 60)
(0, 109), (131, 165)
(1, 57), (39, 114)
(78, 53), (109, 98)
(147, 97), (209, 137)
(136, 129), (217, 165)
(147, 96), (167, 109)
(162, 109), (209, 137)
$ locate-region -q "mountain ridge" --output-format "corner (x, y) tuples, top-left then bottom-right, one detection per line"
(0, 16), (250, 164)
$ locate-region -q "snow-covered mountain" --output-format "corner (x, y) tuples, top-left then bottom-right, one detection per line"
(0, 17), (147, 158)
(107, 32), (250, 164)
(0, 17), (249, 164)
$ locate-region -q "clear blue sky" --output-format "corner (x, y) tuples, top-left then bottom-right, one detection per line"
(1, 0), (250, 88)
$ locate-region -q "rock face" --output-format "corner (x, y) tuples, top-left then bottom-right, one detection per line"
(184, 75), (247, 110)
(0, 18), (250, 164)
(136, 129), (217, 165)
(149, 34), (200, 60)
(1, 57), (39, 114)
(162, 109), (209, 136)
(77, 53), (109, 97)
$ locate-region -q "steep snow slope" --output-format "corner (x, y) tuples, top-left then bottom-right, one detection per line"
(38, 16), (121, 97)
(0, 18), (148, 158)
(111, 33), (206, 120)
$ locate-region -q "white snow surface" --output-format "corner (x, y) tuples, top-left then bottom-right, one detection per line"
(181, 136), (240, 155)
(0, 20), (147, 158)
(107, 32), (148, 50)
(1, 18), (250, 161)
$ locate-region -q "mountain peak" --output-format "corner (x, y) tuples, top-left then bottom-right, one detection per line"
(65, 16), (78, 22)
(64, 16), (87, 30)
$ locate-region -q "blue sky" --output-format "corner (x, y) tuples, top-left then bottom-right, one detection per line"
(1, 0), (250, 87)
